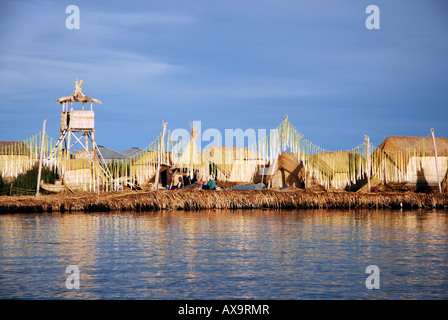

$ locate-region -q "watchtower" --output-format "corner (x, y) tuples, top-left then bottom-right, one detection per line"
(47, 80), (110, 177)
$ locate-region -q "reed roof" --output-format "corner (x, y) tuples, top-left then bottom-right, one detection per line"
(277, 152), (301, 173)
(0, 141), (30, 155)
(309, 151), (365, 174)
(376, 136), (448, 156)
(203, 146), (264, 164)
(134, 151), (175, 166)
(265, 152), (302, 176)
(56, 93), (102, 104)
(267, 151), (364, 176)
(55, 79), (102, 104)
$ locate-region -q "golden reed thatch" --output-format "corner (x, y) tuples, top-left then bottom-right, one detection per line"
(1, 189), (447, 213)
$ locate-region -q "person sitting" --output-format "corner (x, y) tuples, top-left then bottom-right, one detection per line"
(169, 176), (184, 190)
(176, 177), (184, 189)
(202, 176), (216, 190)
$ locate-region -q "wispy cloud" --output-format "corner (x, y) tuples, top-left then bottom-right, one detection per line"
(0, 48), (179, 96)
(87, 11), (196, 27)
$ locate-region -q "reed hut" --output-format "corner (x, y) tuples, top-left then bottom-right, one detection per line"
(307, 151), (366, 190)
(132, 151), (175, 187)
(372, 136), (448, 190)
(202, 146), (266, 182)
(264, 151), (365, 190)
(168, 126), (204, 185)
(0, 141), (35, 180)
(264, 152), (305, 188)
(58, 158), (106, 192)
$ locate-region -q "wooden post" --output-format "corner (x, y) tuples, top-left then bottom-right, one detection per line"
(84, 133), (89, 154)
(365, 135), (371, 192)
(66, 130), (71, 158)
(36, 119), (47, 196)
(153, 122), (167, 191)
(430, 128), (442, 193)
(170, 169), (177, 189)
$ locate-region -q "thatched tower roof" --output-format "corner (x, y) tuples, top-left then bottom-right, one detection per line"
(55, 79), (102, 104)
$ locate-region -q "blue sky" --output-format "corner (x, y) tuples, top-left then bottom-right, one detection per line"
(1, 0), (447, 152)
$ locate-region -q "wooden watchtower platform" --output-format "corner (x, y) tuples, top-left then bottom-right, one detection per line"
(47, 80), (111, 179)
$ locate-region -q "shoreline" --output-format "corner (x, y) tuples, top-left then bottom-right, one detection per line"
(0, 189), (447, 213)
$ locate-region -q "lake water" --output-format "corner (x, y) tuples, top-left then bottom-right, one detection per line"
(0, 209), (447, 300)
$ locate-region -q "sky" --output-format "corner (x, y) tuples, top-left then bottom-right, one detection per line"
(0, 0), (447, 152)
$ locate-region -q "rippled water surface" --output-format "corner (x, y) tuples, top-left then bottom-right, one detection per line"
(1, 209), (447, 299)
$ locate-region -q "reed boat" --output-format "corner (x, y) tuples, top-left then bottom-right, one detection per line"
(40, 180), (85, 193)
(40, 180), (67, 193)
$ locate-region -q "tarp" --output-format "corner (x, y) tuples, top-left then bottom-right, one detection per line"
(229, 183), (266, 190)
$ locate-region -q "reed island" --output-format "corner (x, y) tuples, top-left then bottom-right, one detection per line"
(1, 80), (447, 213)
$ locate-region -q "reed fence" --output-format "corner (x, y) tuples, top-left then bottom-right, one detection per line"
(0, 118), (444, 194)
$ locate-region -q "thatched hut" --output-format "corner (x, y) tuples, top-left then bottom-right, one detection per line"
(202, 146), (266, 182)
(132, 151), (175, 187)
(58, 158), (106, 191)
(264, 151), (366, 190)
(307, 151), (366, 190)
(264, 152), (305, 188)
(372, 136), (448, 190)
(167, 127), (204, 186)
(0, 141), (35, 180)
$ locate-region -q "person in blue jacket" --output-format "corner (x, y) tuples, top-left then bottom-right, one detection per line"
(169, 176), (184, 190)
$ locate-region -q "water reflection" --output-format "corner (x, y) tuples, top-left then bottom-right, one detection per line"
(0, 209), (447, 299)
